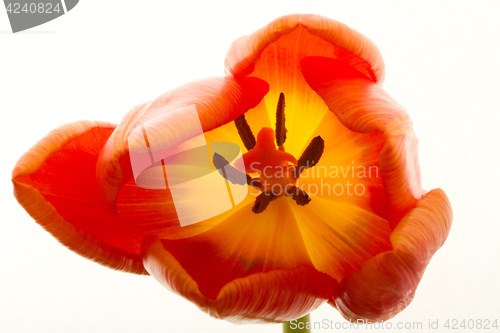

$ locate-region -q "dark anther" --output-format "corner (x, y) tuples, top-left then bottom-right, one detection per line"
(234, 114), (256, 151)
(275, 92), (287, 150)
(290, 186), (311, 206)
(294, 136), (325, 178)
(252, 192), (270, 214)
(213, 153), (248, 186)
(252, 192), (278, 214)
(213, 153), (262, 190)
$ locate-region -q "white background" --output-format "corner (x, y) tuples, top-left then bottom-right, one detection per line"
(1, 1), (499, 332)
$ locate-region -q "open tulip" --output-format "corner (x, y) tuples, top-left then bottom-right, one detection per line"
(12, 14), (452, 324)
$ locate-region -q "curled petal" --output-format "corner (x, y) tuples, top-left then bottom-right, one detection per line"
(142, 236), (336, 323)
(332, 189), (452, 321)
(12, 121), (146, 274)
(225, 14), (384, 83)
(301, 56), (421, 227)
(96, 76), (269, 215)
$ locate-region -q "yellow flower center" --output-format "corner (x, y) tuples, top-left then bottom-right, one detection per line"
(215, 92), (325, 213)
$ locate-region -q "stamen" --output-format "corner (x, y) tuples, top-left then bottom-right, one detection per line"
(275, 92), (287, 150)
(252, 192), (278, 214)
(234, 114), (256, 151)
(213, 153), (246, 185)
(213, 153), (261, 190)
(294, 136), (325, 178)
(290, 186), (311, 206)
(252, 192), (270, 213)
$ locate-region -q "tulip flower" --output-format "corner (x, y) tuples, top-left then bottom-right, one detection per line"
(12, 14), (452, 324)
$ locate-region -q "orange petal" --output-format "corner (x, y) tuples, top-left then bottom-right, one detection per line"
(12, 121), (146, 274)
(289, 197), (393, 282)
(296, 110), (388, 219)
(142, 235), (336, 323)
(301, 56), (422, 227)
(332, 189), (453, 321)
(96, 76), (269, 215)
(223, 15), (419, 227)
(221, 16), (404, 288)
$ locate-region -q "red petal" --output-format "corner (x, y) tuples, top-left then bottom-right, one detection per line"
(12, 120), (226, 272)
(331, 189), (453, 321)
(96, 76), (269, 215)
(142, 236), (336, 323)
(12, 121), (146, 274)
